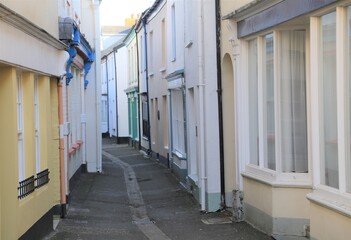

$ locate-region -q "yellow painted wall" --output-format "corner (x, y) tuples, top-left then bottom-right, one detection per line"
(0, 67), (20, 240)
(310, 203), (351, 240)
(0, 67), (60, 239)
(49, 77), (61, 205)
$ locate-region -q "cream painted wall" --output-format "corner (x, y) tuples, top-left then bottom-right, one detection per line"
(0, 67), (60, 239)
(272, 187), (310, 219)
(244, 177), (273, 215)
(244, 177), (310, 218)
(222, 54), (236, 206)
(310, 203), (351, 240)
(0, 0), (59, 37)
(146, 1), (168, 159)
(0, 20), (68, 77)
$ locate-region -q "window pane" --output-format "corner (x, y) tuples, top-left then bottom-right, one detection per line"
(321, 12), (338, 188)
(264, 33), (276, 170)
(280, 30), (308, 173)
(171, 89), (185, 155)
(248, 39), (259, 165)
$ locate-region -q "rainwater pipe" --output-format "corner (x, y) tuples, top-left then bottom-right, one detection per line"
(198, 0), (207, 212)
(81, 70), (86, 166)
(215, 0), (226, 209)
(141, 18), (152, 155)
(92, 0), (102, 172)
(58, 75), (67, 217)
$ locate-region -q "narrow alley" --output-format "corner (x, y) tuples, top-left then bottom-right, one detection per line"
(44, 138), (270, 240)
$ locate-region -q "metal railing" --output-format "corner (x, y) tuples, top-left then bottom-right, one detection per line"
(17, 169), (50, 199)
(18, 176), (35, 199)
(36, 169), (50, 189)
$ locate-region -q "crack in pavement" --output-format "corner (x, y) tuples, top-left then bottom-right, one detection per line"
(102, 150), (171, 240)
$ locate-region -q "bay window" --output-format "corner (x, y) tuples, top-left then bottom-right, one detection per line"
(248, 29), (308, 175)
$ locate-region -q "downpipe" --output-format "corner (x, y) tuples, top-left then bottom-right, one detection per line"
(198, 0), (207, 212)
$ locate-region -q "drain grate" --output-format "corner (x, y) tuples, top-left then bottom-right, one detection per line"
(201, 217), (232, 225)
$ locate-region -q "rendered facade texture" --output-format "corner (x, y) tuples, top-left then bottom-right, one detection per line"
(0, 0), (101, 239)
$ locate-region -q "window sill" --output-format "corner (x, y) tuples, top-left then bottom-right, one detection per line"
(172, 149), (186, 160)
(307, 188), (351, 218)
(242, 164), (312, 188)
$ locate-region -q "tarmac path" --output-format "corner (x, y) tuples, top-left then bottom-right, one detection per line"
(102, 150), (171, 240)
(44, 140), (271, 240)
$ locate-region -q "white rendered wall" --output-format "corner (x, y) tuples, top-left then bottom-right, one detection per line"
(115, 48), (129, 138)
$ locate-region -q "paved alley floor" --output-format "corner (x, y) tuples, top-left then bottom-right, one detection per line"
(44, 139), (271, 240)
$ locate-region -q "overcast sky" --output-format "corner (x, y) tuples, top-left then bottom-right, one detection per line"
(100, 0), (153, 26)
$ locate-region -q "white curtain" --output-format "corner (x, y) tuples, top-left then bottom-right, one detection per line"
(280, 30), (308, 173)
(264, 33), (276, 170)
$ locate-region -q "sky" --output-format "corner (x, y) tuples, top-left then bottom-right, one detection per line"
(100, 0), (154, 26)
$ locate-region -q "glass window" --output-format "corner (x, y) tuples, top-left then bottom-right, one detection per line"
(321, 11), (338, 188)
(171, 4), (176, 61)
(142, 94), (150, 139)
(248, 31), (308, 174)
(280, 30), (308, 173)
(263, 33), (276, 170)
(171, 89), (185, 155)
(248, 39), (259, 165)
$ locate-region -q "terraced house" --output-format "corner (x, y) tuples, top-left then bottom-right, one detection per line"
(221, 0), (351, 239)
(0, 0), (101, 239)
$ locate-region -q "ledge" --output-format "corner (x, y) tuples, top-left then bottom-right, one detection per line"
(307, 188), (351, 218)
(242, 166), (312, 188)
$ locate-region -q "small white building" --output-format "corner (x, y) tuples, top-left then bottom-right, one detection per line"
(101, 32), (130, 143)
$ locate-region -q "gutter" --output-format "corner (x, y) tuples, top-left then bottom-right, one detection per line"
(215, 0), (226, 209)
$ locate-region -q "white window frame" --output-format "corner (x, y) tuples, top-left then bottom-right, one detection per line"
(243, 27), (312, 187)
(171, 4), (176, 62)
(170, 88), (186, 158)
(307, 6), (351, 213)
(34, 76), (40, 173)
(17, 71), (25, 181)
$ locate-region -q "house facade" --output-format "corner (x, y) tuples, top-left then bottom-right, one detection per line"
(221, 0), (351, 239)
(124, 26), (140, 147)
(0, 0), (101, 239)
(101, 33), (129, 143)
(135, 0), (222, 212)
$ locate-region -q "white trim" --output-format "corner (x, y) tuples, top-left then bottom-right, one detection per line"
(17, 71), (25, 181)
(243, 164), (312, 187)
(336, 6), (347, 192)
(34, 76), (40, 173)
